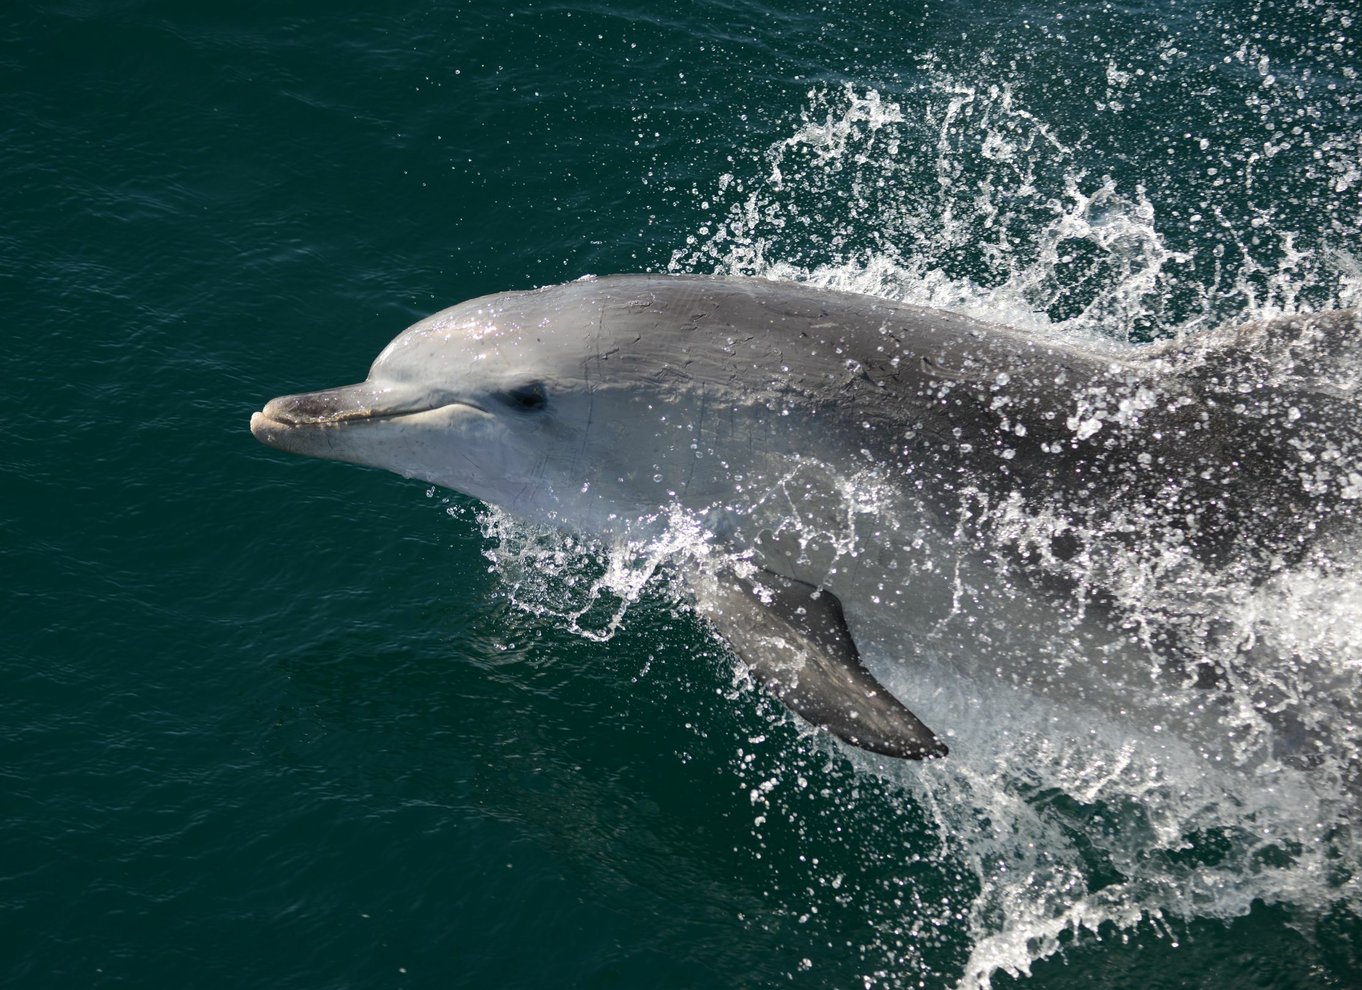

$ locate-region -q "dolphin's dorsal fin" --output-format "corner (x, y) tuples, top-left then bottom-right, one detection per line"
(697, 569), (948, 760)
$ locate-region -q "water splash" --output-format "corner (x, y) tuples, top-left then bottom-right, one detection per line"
(478, 39), (1362, 989)
(669, 76), (1359, 342)
(481, 508), (657, 642)
(672, 72), (1362, 988)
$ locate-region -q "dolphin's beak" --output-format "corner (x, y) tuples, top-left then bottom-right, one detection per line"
(251, 383), (367, 453)
(254, 383), (374, 427)
(250, 382), (454, 457)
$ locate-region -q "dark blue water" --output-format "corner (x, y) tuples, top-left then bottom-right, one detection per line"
(4, 1), (1360, 987)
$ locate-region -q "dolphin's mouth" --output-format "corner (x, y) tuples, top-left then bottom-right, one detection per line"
(250, 383), (482, 453)
(254, 384), (482, 426)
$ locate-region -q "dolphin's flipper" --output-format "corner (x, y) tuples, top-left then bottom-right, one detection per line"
(698, 569), (948, 760)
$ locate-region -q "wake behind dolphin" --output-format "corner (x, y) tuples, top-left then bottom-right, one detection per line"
(250, 275), (1361, 762)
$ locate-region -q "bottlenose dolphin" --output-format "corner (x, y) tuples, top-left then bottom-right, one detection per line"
(250, 275), (1360, 760)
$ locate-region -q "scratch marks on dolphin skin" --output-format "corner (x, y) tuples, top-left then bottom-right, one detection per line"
(684, 382), (708, 498)
(920, 354), (973, 382)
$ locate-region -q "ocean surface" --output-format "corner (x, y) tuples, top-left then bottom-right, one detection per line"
(3, 1), (1361, 987)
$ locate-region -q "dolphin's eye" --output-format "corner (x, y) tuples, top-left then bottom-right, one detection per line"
(499, 382), (548, 412)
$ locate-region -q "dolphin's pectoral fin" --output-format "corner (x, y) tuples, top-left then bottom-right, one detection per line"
(698, 569), (948, 760)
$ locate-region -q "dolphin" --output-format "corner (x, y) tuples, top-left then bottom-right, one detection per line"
(250, 275), (1361, 760)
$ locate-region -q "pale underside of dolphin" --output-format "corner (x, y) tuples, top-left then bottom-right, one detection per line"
(250, 274), (1360, 760)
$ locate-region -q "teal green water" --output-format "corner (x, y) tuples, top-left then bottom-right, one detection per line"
(4, 1), (1360, 987)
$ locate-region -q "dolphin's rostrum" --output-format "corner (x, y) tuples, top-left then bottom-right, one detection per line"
(251, 275), (1360, 760)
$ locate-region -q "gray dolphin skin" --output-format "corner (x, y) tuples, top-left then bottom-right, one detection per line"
(250, 275), (1360, 760)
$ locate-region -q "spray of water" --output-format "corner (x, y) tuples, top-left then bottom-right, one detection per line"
(480, 66), (1361, 988)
